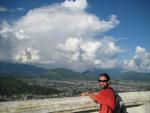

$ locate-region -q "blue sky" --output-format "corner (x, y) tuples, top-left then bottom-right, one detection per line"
(0, 0), (150, 72)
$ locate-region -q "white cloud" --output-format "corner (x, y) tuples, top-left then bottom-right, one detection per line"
(0, 21), (13, 38)
(61, 0), (88, 11)
(123, 46), (150, 72)
(56, 37), (121, 71)
(0, 0), (120, 72)
(0, 6), (24, 13)
(0, 7), (8, 12)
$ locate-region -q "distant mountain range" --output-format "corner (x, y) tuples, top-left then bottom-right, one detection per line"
(0, 61), (150, 81)
(0, 61), (46, 76)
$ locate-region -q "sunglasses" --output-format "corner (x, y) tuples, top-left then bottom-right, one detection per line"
(98, 80), (108, 83)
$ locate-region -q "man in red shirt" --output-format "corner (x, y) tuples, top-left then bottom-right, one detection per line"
(81, 73), (115, 113)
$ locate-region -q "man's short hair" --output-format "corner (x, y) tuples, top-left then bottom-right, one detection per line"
(99, 73), (110, 81)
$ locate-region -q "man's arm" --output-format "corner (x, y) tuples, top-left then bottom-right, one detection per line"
(80, 92), (99, 103)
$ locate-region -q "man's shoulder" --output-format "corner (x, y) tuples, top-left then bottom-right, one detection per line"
(108, 87), (114, 91)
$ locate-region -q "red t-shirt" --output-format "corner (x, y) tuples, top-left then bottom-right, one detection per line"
(94, 87), (115, 113)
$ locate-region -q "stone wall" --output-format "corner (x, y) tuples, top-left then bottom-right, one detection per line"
(0, 91), (150, 113)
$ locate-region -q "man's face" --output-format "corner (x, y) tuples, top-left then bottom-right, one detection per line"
(98, 76), (109, 89)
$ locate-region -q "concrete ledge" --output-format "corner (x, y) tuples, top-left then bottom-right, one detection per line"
(120, 91), (150, 106)
(0, 91), (150, 113)
(0, 97), (98, 113)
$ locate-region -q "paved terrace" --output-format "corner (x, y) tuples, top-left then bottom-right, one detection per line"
(0, 91), (150, 113)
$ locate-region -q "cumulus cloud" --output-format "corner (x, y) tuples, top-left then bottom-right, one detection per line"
(61, 0), (88, 11)
(0, 21), (19, 61)
(0, 0), (120, 72)
(15, 48), (39, 63)
(123, 46), (150, 72)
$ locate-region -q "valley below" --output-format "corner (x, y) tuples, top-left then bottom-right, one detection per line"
(0, 77), (150, 102)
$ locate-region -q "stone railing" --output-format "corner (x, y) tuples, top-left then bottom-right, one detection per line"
(0, 91), (150, 113)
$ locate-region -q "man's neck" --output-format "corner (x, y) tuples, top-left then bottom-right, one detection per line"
(101, 86), (111, 90)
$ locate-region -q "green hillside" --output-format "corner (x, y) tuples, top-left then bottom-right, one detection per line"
(0, 76), (61, 101)
(38, 68), (93, 80)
